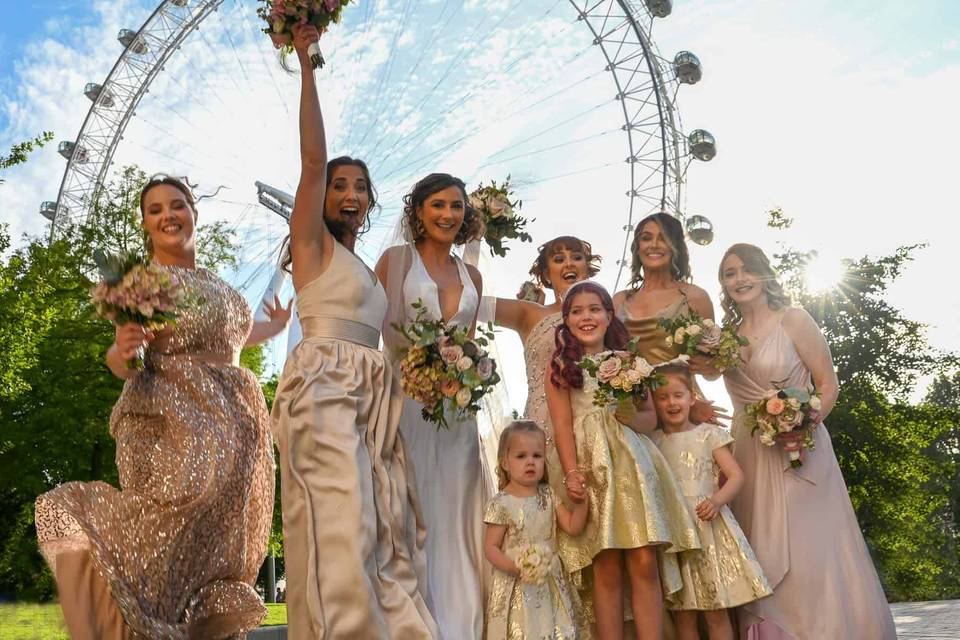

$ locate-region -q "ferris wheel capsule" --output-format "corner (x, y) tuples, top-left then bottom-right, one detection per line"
(673, 51), (702, 85)
(40, 201), (60, 222)
(118, 29), (149, 55)
(688, 129), (716, 161)
(84, 83), (115, 108)
(171, 0), (189, 6)
(685, 215), (714, 245)
(645, 0), (672, 18)
(58, 141), (89, 164)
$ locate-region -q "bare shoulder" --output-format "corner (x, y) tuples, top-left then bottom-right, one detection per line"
(465, 262), (483, 288)
(679, 282), (712, 306)
(612, 289), (630, 308)
(782, 306), (818, 332)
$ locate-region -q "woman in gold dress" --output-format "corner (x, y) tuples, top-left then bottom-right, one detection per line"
(35, 174), (283, 639)
(269, 26), (436, 639)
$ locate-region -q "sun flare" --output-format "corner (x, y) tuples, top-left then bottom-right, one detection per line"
(803, 255), (846, 293)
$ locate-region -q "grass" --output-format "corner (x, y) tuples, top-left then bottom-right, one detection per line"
(0, 602), (288, 638)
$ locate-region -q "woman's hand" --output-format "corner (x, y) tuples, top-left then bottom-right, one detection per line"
(291, 23), (321, 66)
(564, 469), (587, 503)
(690, 397), (730, 426)
(114, 323), (154, 361)
(262, 294), (293, 330)
(688, 354), (721, 379)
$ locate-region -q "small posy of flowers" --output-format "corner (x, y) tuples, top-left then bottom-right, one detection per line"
(579, 339), (687, 408)
(256, 0), (353, 67)
(515, 543), (555, 585)
(393, 301), (501, 429)
(468, 176), (532, 258)
(90, 250), (188, 370)
(745, 385), (822, 468)
(659, 311), (748, 372)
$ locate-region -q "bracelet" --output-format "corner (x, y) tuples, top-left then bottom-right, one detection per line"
(562, 469), (581, 486)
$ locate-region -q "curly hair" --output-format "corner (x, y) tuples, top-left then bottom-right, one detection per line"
(550, 281), (630, 390)
(402, 173), (484, 245)
(281, 156), (379, 273)
(628, 212), (691, 288)
(495, 420), (548, 490)
(528, 236), (602, 290)
(139, 174), (198, 256)
(718, 243), (792, 325)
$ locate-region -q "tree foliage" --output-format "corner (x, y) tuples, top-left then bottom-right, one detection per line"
(768, 210), (959, 600)
(0, 132), (53, 185)
(0, 166), (273, 600)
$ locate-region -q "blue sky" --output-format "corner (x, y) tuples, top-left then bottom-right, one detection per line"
(1, 0), (958, 406)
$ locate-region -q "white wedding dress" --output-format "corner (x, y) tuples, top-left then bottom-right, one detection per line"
(393, 246), (489, 640)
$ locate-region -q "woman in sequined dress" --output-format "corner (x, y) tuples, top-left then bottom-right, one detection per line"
(482, 236), (600, 440)
(34, 175), (284, 639)
(269, 26), (437, 640)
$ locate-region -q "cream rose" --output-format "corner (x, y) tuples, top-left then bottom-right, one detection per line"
(674, 328), (686, 343)
(456, 356), (474, 372)
(809, 395), (822, 411)
(686, 323), (702, 336)
(632, 357), (654, 378)
(455, 387), (472, 407)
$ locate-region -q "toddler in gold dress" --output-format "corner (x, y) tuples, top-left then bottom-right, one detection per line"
(650, 364), (772, 639)
(483, 420), (590, 639)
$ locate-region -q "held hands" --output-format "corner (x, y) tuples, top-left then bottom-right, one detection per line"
(114, 323), (154, 361)
(262, 294), (293, 329)
(563, 469), (587, 503)
(695, 497), (720, 521)
(291, 23), (321, 64)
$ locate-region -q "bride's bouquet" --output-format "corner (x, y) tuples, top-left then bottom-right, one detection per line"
(659, 311), (747, 372)
(745, 385), (822, 468)
(257, 0), (353, 69)
(394, 301), (501, 429)
(578, 339), (684, 409)
(90, 250), (188, 370)
(468, 177), (532, 258)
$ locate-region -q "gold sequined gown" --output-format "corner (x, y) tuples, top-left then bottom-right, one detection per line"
(484, 485), (586, 639)
(522, 312), (563, 440)
(724, 319), (895, 639)
(35, 266), (275, 640)
(271, 241), (437, 640)
(550, 377), (698, 597)
(650, 424), (771, 610)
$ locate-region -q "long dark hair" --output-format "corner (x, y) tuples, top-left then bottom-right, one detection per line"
(281, 156), (379, 273)
(718, 243), (792, 325)
(402, 173), (485, 245)
(528, 236), (602, 290)
(550, 281), (630, 390)
(139, 174), (198, 256)
(628, 212), (691, 288)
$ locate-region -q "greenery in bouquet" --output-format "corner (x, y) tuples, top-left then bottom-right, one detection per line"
(659, 310), (748, 372)
(578, 338), (675, 409)
(257, 0), (353, 68)
(745, 384), (822, 468)
(468, 176), (532, 258)
(393, 301), (501, 429)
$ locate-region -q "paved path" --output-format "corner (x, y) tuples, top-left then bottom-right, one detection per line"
(248, 600), (960, 639)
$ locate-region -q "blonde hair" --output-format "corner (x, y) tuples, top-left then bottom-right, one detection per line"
(718, 243), (792, 325)
(652, 364), (695, 429)
(495, 420), (548, 490)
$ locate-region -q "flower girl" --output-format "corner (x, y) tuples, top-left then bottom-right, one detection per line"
(483, 420), (588, 639)
(650, 364), (772, 640)
(546, 281), (697, 640)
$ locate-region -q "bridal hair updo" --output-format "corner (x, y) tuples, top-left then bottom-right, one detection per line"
(718, 243), (792, 325)
(139, 174), (198, 256)
(528, 236), (602, 290)
(628, 212), (691, 288)
(550, 281), (630, 390)
(402, 173), (485, 245)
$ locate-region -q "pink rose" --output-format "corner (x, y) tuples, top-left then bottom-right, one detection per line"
(596, 358), (622, 382)
(766, 397), (786, 416)
(440, 345), (463, 364)
(323, 0), (340, 12)
(695, 324), (722, 354)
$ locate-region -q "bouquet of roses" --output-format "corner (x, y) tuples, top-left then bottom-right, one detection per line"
(90, 250), (188, 370)
(660, 311), (748, 372)
(579, 339), (686, 409)
(745, 385), (822, 468)
(468, 176), (532, 258)
(514, 543), (556, 586)
(257, 0), (353, 68)
(393, 301), (501, 429)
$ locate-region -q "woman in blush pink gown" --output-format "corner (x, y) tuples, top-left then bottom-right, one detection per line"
(716, 243), (895, 640)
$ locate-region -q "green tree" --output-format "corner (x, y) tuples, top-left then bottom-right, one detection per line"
(0, 166), (266, 600)
(0, 132), (53, 185)
(767, 210), (959, 600)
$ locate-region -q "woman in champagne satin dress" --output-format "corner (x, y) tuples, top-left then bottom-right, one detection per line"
(269, 26), (436, 640)
(717, 243), (895, 640)
(35, 175), (282, 639)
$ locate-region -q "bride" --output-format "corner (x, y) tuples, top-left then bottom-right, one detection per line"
(376, 172), (489, 639)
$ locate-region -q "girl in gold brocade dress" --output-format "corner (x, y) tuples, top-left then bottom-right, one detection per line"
(650, 365), (771, 640)
(546, 281), (698, 640)
(35, 175), (282, 640)
(483, 421), (589, 639)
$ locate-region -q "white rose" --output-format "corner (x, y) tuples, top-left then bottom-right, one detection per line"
(624, 369), (641, 385)
(809, 396), (822, 410)
(468, 194), (485, 211)
(686, 323), (702, 336)
(674, 328), (686, 343)
(702, 318), (715, 328)
(455, 387), (472, 407)
(632, 357), (654, 378)
(456, 356), (474, 372)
